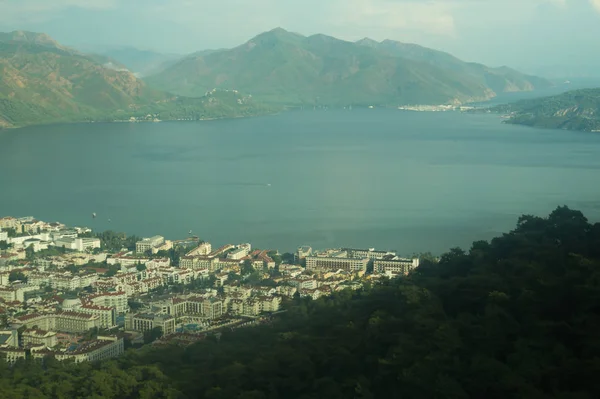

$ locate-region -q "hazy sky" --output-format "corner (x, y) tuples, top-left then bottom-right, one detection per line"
(1, 0), (599, 68)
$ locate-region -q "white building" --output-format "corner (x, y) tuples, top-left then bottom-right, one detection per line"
(186, 242), (212, 256)
(16, 311), (100, 333)
(296, 246), (313, 259)
(344, 248), (395, 260)
(227, 246), (250, 260)
(306, 256), (369, 273)
(22, 238), (49, 252)
(0, 230), (7, 242)
(80, 304), (116, 328)
(374, 257), (420, 275)
(87, 291), (129, 314)
(136, 236), (165, 253)
(22, 329), (57, 348)
(52, 237), (100, 252)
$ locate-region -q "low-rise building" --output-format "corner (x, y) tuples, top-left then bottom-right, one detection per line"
(16, 311), (100, 333)
(186, 242), (212, 256)
(136, 236), (165, 254)
(80, 304), (116, 328)
(374, 257), (420, 275)
(0, 348), (26, 364)
(22, 329), (57, 348)
(0, 330), (18, 348)
(227, 246), (250, 260)
(125, 313), (176, 335)
(52, 237), (100, 252)
(296, 246), (313, 259)
(306, 256), (369, 273)
(87, 291), (128, 313)
(343, 248), (395, 260)
(31, 335), (124, 363)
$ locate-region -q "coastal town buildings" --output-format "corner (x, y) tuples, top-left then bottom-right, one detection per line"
(305, 254), (369, 272)
(0, 214), (422, 365)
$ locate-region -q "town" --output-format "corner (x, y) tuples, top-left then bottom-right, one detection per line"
(0, 216), (419, 364)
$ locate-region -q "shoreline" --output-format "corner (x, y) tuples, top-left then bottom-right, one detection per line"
(0, 110), (283, 131)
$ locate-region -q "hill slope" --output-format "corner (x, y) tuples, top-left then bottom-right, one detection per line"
(357, 38), (551, 95)
(148, 28), (551, 106)
(0, 31), (275, 128)
(492, 88), (600, 131)
(1, 207), (599, 398)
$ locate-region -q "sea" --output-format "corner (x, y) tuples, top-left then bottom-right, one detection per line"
(1, 105), (599, 255)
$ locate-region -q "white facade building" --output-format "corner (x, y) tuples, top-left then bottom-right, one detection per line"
(374, 257), (420, 275)
(136, 236), (165, 253)
(306, 256), (369, 272)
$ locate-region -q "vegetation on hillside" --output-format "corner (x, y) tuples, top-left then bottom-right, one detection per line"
(0, 31), (277, 128)
(147, 28), (550, 107)
(356, 38), (550, 95)
(1, 206), (600, 398)
(491, 88), (600, 131)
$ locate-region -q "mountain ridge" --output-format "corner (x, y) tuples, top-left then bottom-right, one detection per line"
(491, 87), (600, 132)
(147, 27), (551, 106)
(0, 31), (275, 128)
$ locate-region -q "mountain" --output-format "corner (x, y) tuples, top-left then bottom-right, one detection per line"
(147, 28), (551, 106)
(491, 88), (600, 131)
(0, 31), (275, 128)
(77, 45), (184, 77)
(356, 38), (551, 94)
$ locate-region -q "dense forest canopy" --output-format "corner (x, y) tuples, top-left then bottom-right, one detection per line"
(1, 206), (599, 398)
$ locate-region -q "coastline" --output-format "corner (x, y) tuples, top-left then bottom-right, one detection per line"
(0, 109), (283, 131)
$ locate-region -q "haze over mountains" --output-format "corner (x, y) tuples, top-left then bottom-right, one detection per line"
(0, 27), (554, 128)
(73, 45), (183, 77)
(147, 28), (551, 106)
(0, 31), (272, 128)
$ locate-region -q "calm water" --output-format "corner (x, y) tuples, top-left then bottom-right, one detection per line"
(1, 109), (599, 255)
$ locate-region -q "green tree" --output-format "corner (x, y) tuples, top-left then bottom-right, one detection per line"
(143, 327), (163, 344)
(25, 244), (35, 260)
(9, 271), (27, 282)
(241, 260), (254, 275)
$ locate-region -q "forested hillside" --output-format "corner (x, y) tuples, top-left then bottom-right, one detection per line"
(493, 88), (600, 131)
(1, 206), (599, 398)
(0, 31), (276, 128)
(147, 28), (551, 106)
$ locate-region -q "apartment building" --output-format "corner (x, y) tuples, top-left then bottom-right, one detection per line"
(16, 311), (99, 333)
(87, 291), (128, 313)
(125, 313), (176, 335)
(80, 304), (116, 328)
(22, 329), (57, 348)
(32, 336), (124, 363)
(53, 237), (101, 252)
(135, 236), (165, 253)
(305, 256), (369, 272)
(186, 242), (212, 256)
(343, 248), (396, 260)
(374, 257), (420, 275)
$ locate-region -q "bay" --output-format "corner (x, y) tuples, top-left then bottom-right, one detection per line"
(1, 109), (599, 255)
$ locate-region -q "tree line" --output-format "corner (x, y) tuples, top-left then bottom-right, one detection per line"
(0, 206), (599, 398)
